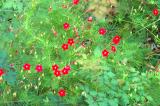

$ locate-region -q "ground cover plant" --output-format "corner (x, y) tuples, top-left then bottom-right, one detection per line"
(0, 0), (160, 106)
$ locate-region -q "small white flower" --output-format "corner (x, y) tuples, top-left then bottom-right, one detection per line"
(35, 86), (38, 89)
(13, 92), (16, 97)
(38, 82), (41, 86)
(24, 85), (27, 90)
(81, 91), (87, 97)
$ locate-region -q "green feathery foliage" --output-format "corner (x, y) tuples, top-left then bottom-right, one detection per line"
(0, 0), (160, 106)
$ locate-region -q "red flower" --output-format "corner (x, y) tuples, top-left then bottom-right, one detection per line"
(58, 89), (66, 97)
(23, 63), (31, 70)
(88, 16), (92, 22)
(153, 9), (159, 16)
(99, 28), (106, 35)
(36, 65), (43, 72)
(102, 49), (109, 57)
(62, 44), (69, 50)
(0, 68), (4, 76)
(64, 65), (71, 71)
(54, 70), (61, 77)
(73, 0), (79, 5)
(62, 68), (69, 75)
(63, 23), (70, 30)
(52, 64), (59, 71)
(68, 38), (74, 46)
(111, 46), (116, 52)
(112, 35), (121, 45)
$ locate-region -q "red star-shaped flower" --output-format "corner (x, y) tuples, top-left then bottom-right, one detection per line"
(36, 65), (43, 72)
(52, 64), (59, 71)
(62, 44), (69, 51)
(0, 68), (4, 76)
(99, 28), (106, 35)
(58, 89), (66, 97)
(102, 49), (109, 57)
(64, 65), (71, 71)
(54, 70), (61, 77)
(68, 38), (74, 46)
(111, 46), (116, 52)
(63, 23), (70, 30)
(112, 35), (121, 45)
(88, 16), (92, 22)
(23, 63), (31, 71)
(73, 0), (79, 5)
(62, 68), (69, 75)
(153, 9), (159, 16)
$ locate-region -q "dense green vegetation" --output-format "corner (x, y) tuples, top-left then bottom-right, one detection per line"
(0, 0), (160, 105)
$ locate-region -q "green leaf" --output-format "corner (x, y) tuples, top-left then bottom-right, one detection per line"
(47, 92), (61, 103)
(121, 94), (129, 106)
(2, 1), (14, 9)
(16, 2), (23, 12)
(3, 71), (17, 85)
(105, 71), (115, 78)
(0, 51), (7, 66)
(85, 95), (94, 106)
(93, 47), (101, 58)
(89, 90), (97, 96)
(108, 99), (118, 106)
(98, 98), (109, 106)
(111, 79), (118, 86)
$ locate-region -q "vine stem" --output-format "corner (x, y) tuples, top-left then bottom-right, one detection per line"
(135, 18), (160, 33)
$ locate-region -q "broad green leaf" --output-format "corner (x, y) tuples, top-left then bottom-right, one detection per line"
(121, 94), (129, 106)
(2, 1), (14, 9)
(108, 99), (118, 106)
(3, 71), (17, 85)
